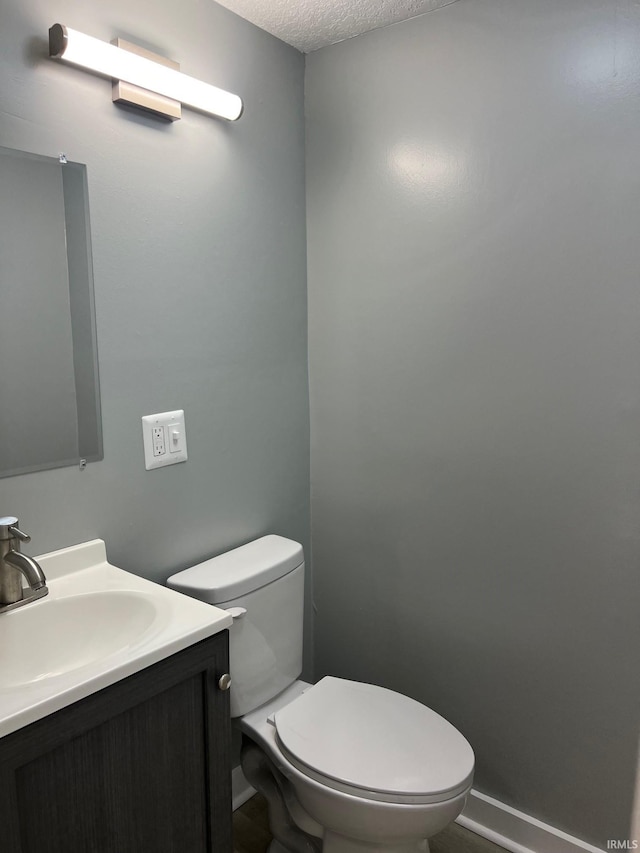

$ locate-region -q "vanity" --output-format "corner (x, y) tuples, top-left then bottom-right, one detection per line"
(0, 540), (234, 853)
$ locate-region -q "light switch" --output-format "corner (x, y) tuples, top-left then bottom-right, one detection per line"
(167, 422), (183, 453)
(142, 410), (188, 470)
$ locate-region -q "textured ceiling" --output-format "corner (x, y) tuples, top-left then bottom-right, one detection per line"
(213, 0), (459, 53)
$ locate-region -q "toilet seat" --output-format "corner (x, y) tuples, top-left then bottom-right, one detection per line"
(273, 677), (474, 805)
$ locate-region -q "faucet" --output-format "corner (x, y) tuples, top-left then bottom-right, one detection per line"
(0, 517), (48, 613)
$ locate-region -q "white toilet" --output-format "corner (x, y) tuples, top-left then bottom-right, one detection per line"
(168, 535), (474, 853)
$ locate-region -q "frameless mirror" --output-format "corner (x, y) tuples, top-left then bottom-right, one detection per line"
(0, 145), (102, 478)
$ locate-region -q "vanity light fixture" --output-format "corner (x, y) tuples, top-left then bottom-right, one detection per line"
(48, 24), (243, 122)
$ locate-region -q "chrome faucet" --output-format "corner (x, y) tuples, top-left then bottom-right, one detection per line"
(0, 517), (48, 613)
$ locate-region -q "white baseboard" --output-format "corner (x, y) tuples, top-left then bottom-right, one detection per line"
(457, 789), (606, 853)
(232, 765), (256, 811)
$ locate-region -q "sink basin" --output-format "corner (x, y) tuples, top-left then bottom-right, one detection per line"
(0, 591), (159, 688)
(0, 539), (232, 738)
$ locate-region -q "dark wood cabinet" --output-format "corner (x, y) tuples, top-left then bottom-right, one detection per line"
(0, 632), (232, 853)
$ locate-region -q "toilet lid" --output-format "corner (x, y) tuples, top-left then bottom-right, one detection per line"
(274, 677), (474, 805)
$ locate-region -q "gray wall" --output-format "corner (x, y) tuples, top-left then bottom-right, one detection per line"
(0, 0), (311, 668)
(306, 0), (640, 846)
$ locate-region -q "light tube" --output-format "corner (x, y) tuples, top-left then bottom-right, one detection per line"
(49, 24), (243, 121)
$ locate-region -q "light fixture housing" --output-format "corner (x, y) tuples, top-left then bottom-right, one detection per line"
(48, 24), (243, 122)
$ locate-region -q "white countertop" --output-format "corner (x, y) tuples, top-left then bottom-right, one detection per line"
(0, 539), (232, 738)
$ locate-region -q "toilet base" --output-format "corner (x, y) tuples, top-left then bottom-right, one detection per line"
(269, 842), (298, 853)
(242, 738), (322, 853)
(242, 736), (440, 853)
(323, 833), (430, 853)
(269, 836), (431, 853)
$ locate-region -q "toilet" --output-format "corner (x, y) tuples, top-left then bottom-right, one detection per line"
(167, 535), (474, 853)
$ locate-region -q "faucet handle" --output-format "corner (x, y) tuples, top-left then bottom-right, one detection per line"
(8, 526), (31, 544)
(0, 517), (31, 543)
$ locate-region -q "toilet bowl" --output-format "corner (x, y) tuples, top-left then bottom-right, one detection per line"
(240, 678), (473, 853)
(167, 535), (474, 853)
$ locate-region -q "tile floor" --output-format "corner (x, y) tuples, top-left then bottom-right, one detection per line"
(233, 794), (508, 853)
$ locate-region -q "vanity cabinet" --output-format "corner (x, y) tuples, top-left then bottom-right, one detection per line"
(0, 632), (232, 853)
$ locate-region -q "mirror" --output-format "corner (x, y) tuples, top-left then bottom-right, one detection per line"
(0, 146), (102, 478)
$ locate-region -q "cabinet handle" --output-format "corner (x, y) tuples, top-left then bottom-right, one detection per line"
(218, 673), (232, 691)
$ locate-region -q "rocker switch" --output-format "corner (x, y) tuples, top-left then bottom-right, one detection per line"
(168, 422), (183, 453)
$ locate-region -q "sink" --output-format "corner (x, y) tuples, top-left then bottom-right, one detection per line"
(0, 539), (232, 738)
(0, 591), (159, 688)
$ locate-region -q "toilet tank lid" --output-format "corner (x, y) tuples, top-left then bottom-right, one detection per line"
(167, 535), (304, 604)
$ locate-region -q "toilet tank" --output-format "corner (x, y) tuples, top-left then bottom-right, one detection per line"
(167, 535), (304, 717)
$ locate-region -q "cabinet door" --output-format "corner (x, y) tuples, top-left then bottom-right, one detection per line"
(0, 633), (232, 853)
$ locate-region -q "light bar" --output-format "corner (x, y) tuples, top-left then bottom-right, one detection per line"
(49, 24), (243, 121)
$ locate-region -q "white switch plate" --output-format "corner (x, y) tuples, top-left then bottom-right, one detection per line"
(142, 410), (188, 470)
